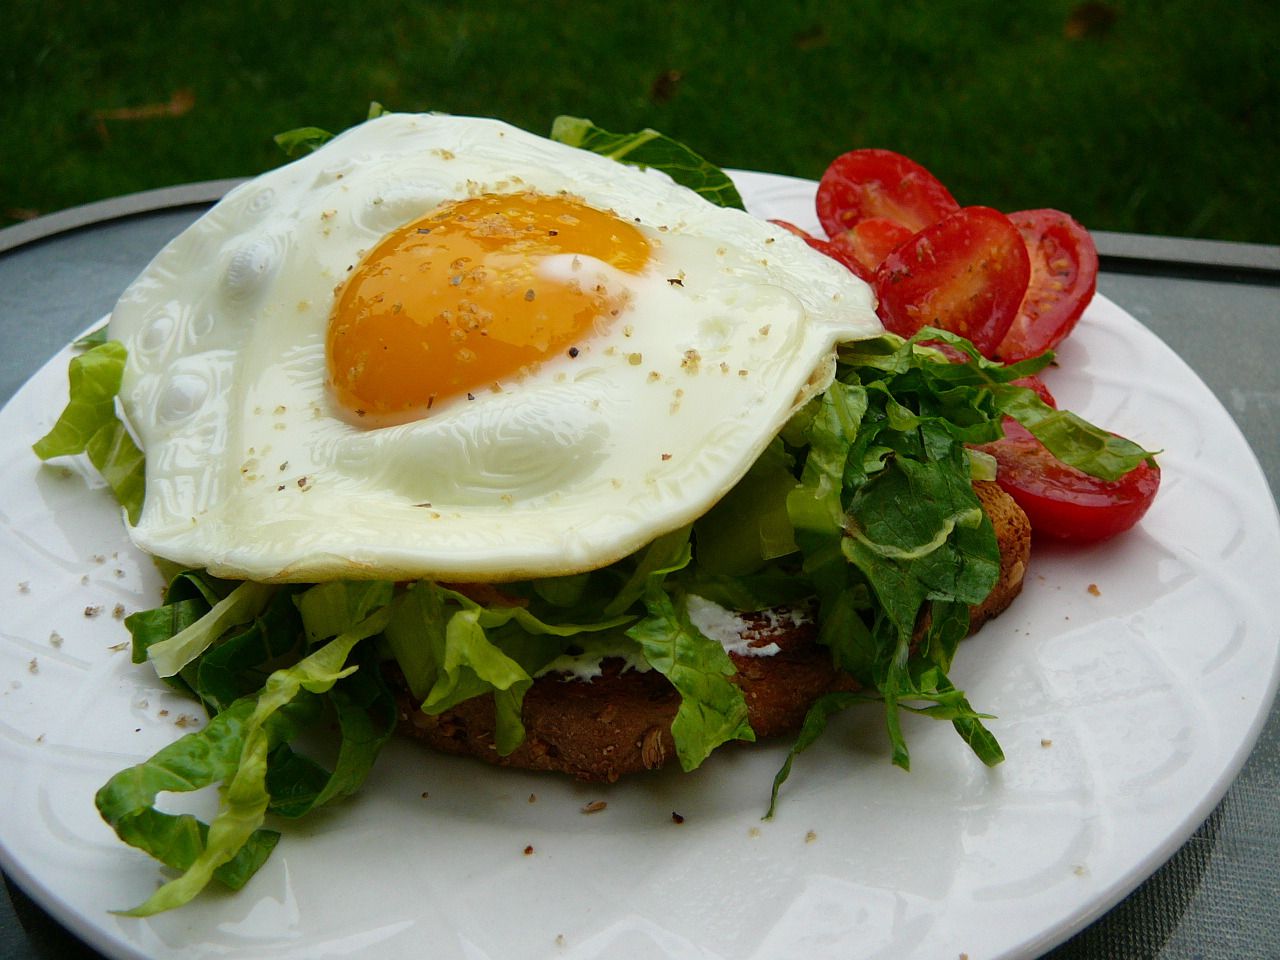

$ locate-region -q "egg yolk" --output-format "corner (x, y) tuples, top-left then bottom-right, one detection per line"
(327, 191), (651, 423)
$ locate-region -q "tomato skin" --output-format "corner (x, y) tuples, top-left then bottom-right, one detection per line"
(978, 433), (1160, 542)
(975, 374), (1157, 542)
(872, 206), (1030, 356)
(834, 216), (914, 275)
(995, 209), (1099, 363)
(817, 149), (960, 238)
(768, 219), (873, 281)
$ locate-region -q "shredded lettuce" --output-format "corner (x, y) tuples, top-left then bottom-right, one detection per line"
(41, 327), (1159, 907)
(693, 440), (799, 576)
(147, 581), (276, 678)
(772, 328), (1149, 783)
(32, 340), (145, 523)
(627, 583), (756, 770)
(109, 603), (391, 916)
(766, 333), (1018, 793)
(384, 581), (637, 753)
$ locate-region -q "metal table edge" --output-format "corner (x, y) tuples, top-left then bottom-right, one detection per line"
(3, 182), (1278, 283)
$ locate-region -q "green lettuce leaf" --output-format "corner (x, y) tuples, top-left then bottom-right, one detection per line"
(32, 340), (145, 523)
(115, 607), (389, 916)
(385, 581), (634, 755)
(297, 580), (395, 644)
(267, 641), (397, 818)
(273, 126), (335, 156)
(272, 102), (387, 157)
(841, 330), (1156, 480)
(96, 693), (323, 905)
(625, 583), (755, 771)
(602, 526), (693, 618)
(774, 334), (1009, 784)
(74, 324), (109, 348)
(767, 691), (869, 816)
(692, 439), (798, 576)
(994, 385), (1157, 480)
(108, 577), (398, 912)
(36, 169), (1161, 908)
(146, 581), (277, 679)
(550, 116), (745, 210)
(195, 589), (307, 714)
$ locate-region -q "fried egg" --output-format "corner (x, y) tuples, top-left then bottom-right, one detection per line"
(107, 113), (880, 582)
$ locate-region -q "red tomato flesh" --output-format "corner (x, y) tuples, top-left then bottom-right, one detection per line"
(769, 219), (873, 281)
(873, 206), (1030, 356)
(978, 430), (1160, 542)
(834, 217), (914, 275)
(995, 209), (1099, 363)
(816, 149), (959, 238)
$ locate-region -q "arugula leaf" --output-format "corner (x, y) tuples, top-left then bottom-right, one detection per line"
(550, 116), (745, 210)
(32, 340), (145, 523)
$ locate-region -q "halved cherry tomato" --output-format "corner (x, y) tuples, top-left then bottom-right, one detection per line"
(769, 219), (872, 281)
(977, 431), (1160, 542)
(994, 209), (1099, 363)
(816, 149), (960, 238)
(832, 216), (914, 275)
(873, 206), (1030, 356)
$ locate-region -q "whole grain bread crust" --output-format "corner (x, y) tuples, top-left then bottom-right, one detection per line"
(389, 480), (1031, 782)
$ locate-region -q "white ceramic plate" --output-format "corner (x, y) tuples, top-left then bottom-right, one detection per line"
(2, 174), (1278, 960)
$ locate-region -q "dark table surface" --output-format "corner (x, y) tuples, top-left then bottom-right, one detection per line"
(1, 185), (1278, 960)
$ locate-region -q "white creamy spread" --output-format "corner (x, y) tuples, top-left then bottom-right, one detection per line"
(535, 648), (651, 682)
(535, 593), (803, 683)
(685, 594), (783, 657)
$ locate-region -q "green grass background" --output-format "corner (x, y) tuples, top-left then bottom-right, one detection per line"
(3, 0), (1276, 242)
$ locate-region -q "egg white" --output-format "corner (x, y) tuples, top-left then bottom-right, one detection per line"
(107, 113), (881, 582)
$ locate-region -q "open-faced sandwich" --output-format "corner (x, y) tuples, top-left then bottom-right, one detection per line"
(33, 111), (1158, 915)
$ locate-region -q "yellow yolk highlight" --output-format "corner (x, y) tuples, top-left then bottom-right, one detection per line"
(327, 192), (651, 422)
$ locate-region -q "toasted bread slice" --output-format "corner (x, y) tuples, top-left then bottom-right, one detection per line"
(390, 480), (1031, 781)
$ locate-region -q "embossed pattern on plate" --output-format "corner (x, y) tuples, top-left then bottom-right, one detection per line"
(0, 174), (1278, 960)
